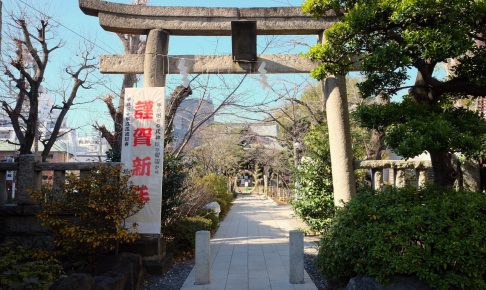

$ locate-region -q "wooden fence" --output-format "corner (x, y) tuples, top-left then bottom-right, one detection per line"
(266, 185), (294, 203)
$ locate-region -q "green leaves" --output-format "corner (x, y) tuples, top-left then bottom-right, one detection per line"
(302, 0), (340, 17)
(292, 124), (334, 233)
(317, 186), (486, 289)
(303, 0), (486, 99)
(354, 99), (486, 159)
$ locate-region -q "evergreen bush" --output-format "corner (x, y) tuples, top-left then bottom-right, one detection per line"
(317, 186), (486, 290)
(198, 209), (219, 232)
(169, 216), (212, 251)
(291, 124), (335, 233)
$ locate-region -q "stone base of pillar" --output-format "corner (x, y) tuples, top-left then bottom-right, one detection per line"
(143, 252), (174, 275)
(120, 235), (166, 261)
(0, 204), (52, 248)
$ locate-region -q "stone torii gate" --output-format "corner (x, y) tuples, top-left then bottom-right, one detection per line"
(79, 0), (356, 205)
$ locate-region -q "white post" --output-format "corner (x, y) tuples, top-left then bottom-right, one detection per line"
(195, 230), (210, 285)
(289, 230), (304, 284)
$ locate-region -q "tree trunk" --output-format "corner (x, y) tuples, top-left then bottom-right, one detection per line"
(366, 129), (384, 160)
(365, 95), (389, 160)
(411, 68), (457, 186)
(164, 85), (192, 143)
(429, 150), (457, 187)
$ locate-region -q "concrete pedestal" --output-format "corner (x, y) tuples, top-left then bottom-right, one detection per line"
(195, 230), (210, 285)
(289, 230), (304, 284)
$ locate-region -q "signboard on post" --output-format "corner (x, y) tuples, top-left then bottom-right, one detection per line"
(121, 87), (165, 234)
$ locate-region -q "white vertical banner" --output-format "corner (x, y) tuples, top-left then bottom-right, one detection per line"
(121, 87), (165, 234)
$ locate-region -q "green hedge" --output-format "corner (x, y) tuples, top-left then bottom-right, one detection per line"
(318, 186), (486, 290)
(169, 216), (212, 251)
(198, 209), (219, 232)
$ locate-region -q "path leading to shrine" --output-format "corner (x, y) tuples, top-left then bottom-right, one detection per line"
(181, 195), (318, 290)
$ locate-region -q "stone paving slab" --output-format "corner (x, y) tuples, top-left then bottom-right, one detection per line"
(181, 195), (317, 290)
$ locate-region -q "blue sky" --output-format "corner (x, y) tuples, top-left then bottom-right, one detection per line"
(2, 0), (443, 136)
(2, 0), (321, 135)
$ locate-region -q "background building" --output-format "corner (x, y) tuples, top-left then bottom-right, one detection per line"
(171, 98), (215, 147)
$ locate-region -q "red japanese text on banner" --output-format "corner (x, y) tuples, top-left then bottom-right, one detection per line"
(121, 87), (165, 234)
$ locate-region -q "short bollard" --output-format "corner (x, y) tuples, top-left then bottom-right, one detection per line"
(289, 230), (304, 284)
(195, 231), (210, 285)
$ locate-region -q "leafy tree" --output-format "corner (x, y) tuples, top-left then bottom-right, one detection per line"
(292, 120), (367, 233)
(303, 0), (486, 186)
(187, 123), (244, 176)
(292, 123), (334, 233)
(355, 97), (486, 163)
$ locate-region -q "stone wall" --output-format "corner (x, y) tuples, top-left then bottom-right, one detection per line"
(0, 204), (52, 249)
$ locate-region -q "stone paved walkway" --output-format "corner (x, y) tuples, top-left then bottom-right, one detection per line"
(181, 195), (318, 290)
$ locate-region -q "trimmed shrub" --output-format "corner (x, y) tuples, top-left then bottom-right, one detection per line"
(0, 244), (62, 289)
(169, 216), (212, 251)
(198, 174), (234, 218)
(198, 209), (219, 232)
(317, 186), (486, 290)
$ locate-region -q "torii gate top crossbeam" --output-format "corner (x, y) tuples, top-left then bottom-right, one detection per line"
(79, 0), (338, 35)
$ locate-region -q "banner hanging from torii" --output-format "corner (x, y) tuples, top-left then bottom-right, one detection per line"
(121, 87), (165, 234)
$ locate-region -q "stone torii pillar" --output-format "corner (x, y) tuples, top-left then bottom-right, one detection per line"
(135, 29), (170, 262)
(323, 76), (356, 205)
(144, 29), (169, 87)
(320, 34), (356, 206)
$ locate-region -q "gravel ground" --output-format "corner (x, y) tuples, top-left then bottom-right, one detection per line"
(141, 259), (194, 290)
(304, 236), (329, 290)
